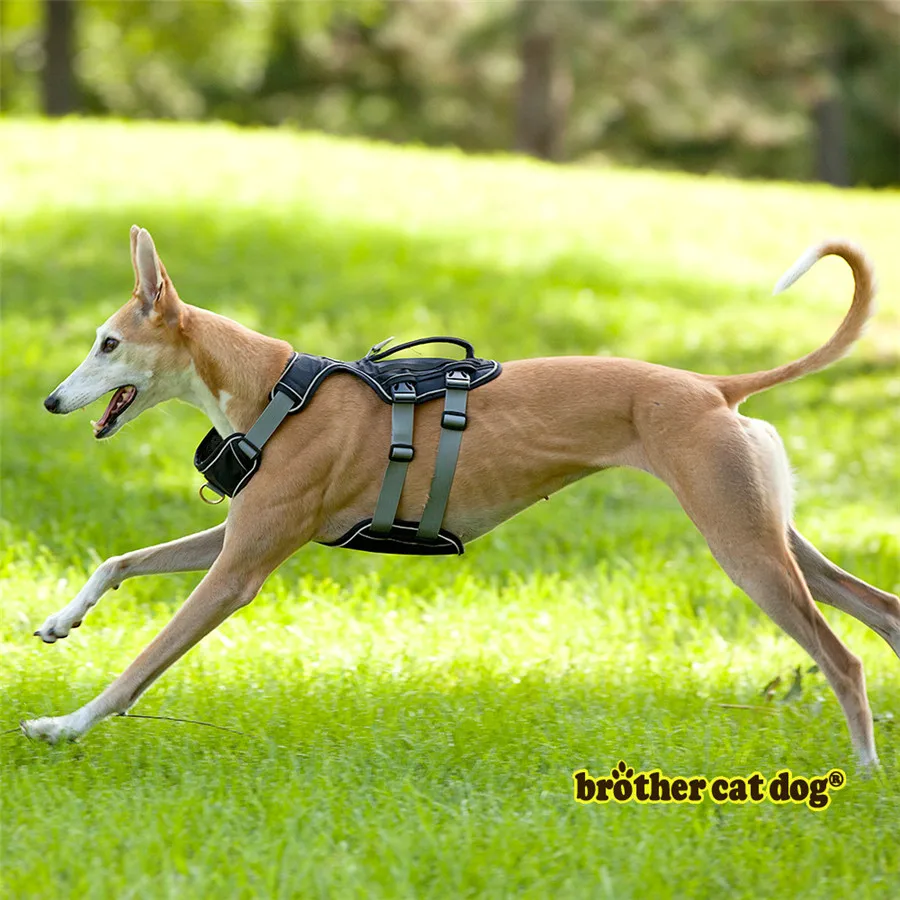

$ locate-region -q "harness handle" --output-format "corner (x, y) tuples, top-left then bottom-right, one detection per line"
(367, 336), (475, 362)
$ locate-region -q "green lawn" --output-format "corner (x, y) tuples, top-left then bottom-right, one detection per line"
(1, 119), (898, 899)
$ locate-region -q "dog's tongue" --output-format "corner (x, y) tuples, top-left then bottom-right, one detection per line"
(96, 386), (133, 429)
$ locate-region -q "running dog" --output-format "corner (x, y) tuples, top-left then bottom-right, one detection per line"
(24, 226), (899, 767)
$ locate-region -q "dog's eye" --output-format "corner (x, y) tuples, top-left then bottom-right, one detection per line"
(101, 337), (119, 354)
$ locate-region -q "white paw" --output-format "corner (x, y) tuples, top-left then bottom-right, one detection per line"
(35, 561), (119, 642)
(34, 603), (88, 643)
(20, 716), (81, 745)
(857, 754), (882, 777)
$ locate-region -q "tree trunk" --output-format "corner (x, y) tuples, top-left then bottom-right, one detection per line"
(42, 0), (77, 116)
(515, 1), (564, 161)
(813, 48), (850, 187)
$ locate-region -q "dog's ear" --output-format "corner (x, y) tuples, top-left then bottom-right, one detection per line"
(132, 226), (162, 309)
(130, 226), (181, 328)
(130, 224), (141, 290)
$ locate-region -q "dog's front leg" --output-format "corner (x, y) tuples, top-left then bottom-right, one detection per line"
(22, 490), (311, 745)
(22, 545), (280, 744)
(34, 525), (227, 642)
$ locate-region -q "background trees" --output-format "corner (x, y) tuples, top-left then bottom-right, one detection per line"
(1, 0), (897, 186)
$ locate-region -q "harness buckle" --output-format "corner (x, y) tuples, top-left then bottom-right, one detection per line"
(236, 437), (261, 461)
(446, 370), (471, 389)
(441, 411), (467, 431)
(389, 443), (415, 462)
(392, 382), (417, 403)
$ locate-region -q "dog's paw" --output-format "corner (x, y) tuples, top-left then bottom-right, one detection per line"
(856, 755), (882, 780)
(34, 608), (85, 643)
(20, 716), (79, 745)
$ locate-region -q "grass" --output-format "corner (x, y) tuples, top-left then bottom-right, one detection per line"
(1, 118), (898, 899)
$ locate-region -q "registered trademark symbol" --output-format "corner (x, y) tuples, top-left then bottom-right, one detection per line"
(828, 770), (845, 788)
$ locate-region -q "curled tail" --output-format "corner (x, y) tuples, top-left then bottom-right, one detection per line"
(715, 239), (877, 406)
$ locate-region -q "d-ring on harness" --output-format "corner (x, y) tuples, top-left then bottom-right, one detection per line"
(193, 337), (502, 555)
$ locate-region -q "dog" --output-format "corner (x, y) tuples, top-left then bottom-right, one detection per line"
(23, 226), (899, 768)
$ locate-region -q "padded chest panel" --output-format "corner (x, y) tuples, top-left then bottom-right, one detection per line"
(272, 351), (501, 412)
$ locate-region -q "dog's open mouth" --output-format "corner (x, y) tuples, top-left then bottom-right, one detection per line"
(92, 386), (137, 438)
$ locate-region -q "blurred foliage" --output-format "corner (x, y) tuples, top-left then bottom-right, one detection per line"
(1, 0), (898, 185)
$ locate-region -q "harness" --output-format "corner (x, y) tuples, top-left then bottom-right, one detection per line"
(194, 337), (502, 556)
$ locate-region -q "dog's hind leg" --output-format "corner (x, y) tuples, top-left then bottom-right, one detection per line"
(648, 411), (878, 767)
(710, 545), (877, 767)
(789, 527), (900, 659)
(34, 524), (227, 643)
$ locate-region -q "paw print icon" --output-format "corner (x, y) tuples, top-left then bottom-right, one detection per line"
(609, 760), (637, 800)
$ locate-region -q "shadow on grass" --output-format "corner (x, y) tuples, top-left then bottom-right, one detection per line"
(5, 660), (892, 787)
(3, 200), (828, 362)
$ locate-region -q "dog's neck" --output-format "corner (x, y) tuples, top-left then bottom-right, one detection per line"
(181, 305), (293, 435)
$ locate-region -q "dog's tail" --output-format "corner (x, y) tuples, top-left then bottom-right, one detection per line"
(714, 239), (877, 407)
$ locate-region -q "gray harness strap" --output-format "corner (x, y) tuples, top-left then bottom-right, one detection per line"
(369, 371), (470, 540)
(417, 370), (470, 540)
(370, 382), (417, 534)
(236, 391), (295, 461)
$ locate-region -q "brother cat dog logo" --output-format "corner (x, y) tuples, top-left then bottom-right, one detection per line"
(574, 761), (846, 810)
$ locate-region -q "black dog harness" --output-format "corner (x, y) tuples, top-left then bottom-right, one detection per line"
(194, 337), (501, 556)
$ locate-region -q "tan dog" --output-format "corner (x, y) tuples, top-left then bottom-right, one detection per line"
(24, 227), (899, 768)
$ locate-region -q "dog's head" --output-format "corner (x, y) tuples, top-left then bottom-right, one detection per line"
(44, 226), (193, 439)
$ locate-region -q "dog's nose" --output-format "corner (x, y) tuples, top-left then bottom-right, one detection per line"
(44, 394), (60, 413)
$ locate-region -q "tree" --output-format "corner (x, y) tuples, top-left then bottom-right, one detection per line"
(514, 0), (562, 160)
(1, 0), (896, 184)
(41, 0), (76, 115)
(814, 47), (850, 187)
